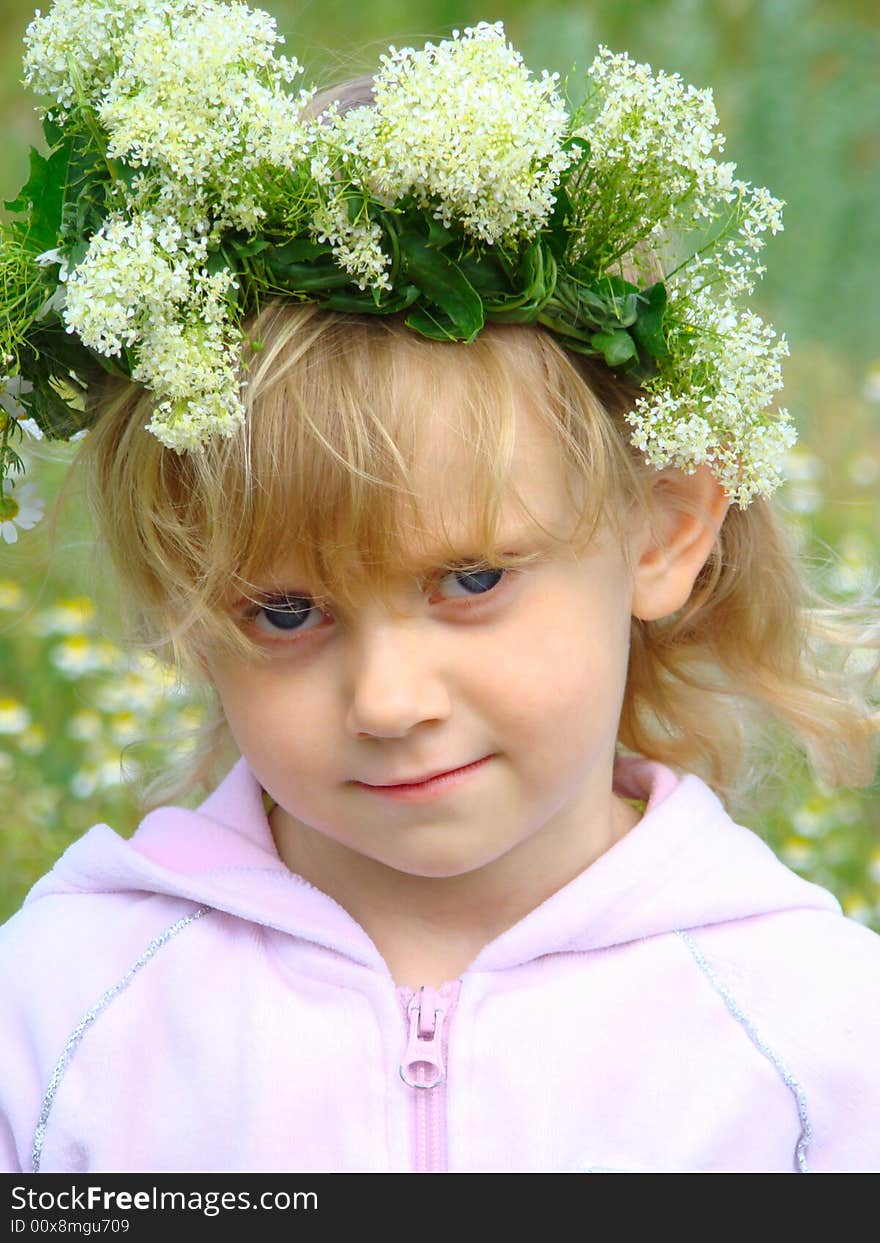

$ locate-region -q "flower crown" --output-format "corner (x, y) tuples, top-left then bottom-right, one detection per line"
(0, 0), (795, 539)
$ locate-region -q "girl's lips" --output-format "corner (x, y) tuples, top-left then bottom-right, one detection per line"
(353, 755), (494, 802)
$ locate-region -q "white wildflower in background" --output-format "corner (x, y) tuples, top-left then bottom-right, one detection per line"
(108, 711), (141, 745)
(332, 22), (572, 249)
(71, 745), (137, 799)
(50, 635), (123, 677)
(22, 786), (61, 824)
(94, 653), (182, 713)
(35, 596), (97, 636)
(781, 447), (824, 515)
(69, 710), (103, 741)
(847, 453), (879, 489)
(0, 481), (45, 543)
(862, 364), (880, 404)
(827, 531), (877, 597)
(18, 724), (47, 755)
(0, 377), (37, 434)
(0, 697), (30, 735)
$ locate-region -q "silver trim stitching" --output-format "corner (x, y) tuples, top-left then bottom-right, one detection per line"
(32, 905), (210, 1173)
(677, 928), (812, 1173)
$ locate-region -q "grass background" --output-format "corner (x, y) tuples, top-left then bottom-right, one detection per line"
(0, 0), (878, 926)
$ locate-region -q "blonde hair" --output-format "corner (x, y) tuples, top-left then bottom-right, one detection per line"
(75, 298), (879, 814)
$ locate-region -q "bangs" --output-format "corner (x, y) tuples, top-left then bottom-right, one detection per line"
(80, 302), (643, 667)
(232, 305), (596, 614)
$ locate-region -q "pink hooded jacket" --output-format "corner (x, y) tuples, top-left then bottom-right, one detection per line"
(1, 754), (878, 1173)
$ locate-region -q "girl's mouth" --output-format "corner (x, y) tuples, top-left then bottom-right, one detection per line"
(353, 755), (494, 802)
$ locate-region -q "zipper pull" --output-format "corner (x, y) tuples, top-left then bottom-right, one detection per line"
(399, 985), (450, 1089)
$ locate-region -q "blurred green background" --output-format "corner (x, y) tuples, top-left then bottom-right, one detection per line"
(0, 0), (878, 926)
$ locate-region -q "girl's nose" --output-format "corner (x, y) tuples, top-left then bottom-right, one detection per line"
(344, 622), (452, 739)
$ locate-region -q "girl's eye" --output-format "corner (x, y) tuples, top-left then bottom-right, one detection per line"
(252, 596), (327, 637)
(436, 566), (506, 599)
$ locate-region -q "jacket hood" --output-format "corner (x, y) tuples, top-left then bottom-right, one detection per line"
(26, 755), (839, 974)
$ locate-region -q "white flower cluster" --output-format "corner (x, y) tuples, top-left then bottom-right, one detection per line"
(97, 0), (315, 230)
(23, 0), (320, 452)
(328, 22), (572, 250)
(572, 47), (784, 287)
(64, 211), (243, 449)
(569, 46), (791, 499)
(627, 290), (796, 506)
(23, 0), (154, 109)
(312, 198), (392, 292)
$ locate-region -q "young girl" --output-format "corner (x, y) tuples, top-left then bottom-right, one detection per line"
(0, 1), (878, 1174)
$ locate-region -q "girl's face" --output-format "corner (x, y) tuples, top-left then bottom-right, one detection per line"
(205, 396), (645, 882)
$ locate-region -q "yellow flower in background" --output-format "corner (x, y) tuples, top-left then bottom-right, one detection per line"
(0, 696), (30, 734)
(71, 744), (140, 799)
(178, 705), (204, 730)
(869, 851), (880, 886)
(18, 724), (46, 755)
(862, 362), (880, 403)
(781, 836), (813, 869)
(36, 597), (97, 636)
(50, 634), (123, 677)
(109, 711), (140, 745)
(68, 711), (103, 741)
(842, 895), (873, 925)
(0, 580), (24, 610)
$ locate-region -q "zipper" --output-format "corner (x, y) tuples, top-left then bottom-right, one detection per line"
(398, 980), (461, 1172)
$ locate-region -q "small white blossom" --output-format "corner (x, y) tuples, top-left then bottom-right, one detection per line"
(50, 635), (123, 677)
(312, 197), (392, 291)
(0, 697), (31, 735)
(0, 480), (45, 542)
(0, 376), (34, 420)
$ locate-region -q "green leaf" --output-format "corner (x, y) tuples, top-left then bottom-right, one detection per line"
(398, 232), (484, 341)
(457, 251), (506, 296)
(591, 329), (637, 366)
(324, 284), (420, 315)
(4, 141), (72, 254)
(227, 235), (272, 259)
(599, 273), (640, 300)
(266, 259), (354, 292)
(265, 237), (331, 265)
(427, 218), (455, 249)
(615, 292), (641, 328)
(405, 305), (468, 342)
(632, 281), (670, 359)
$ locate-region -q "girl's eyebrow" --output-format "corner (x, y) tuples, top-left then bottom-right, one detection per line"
(407, 524), (553, 569)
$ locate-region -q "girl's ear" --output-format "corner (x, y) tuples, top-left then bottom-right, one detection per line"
(631, 464), (730, 622)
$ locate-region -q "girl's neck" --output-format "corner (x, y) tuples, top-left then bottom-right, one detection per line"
(268, 786), (641, 991)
